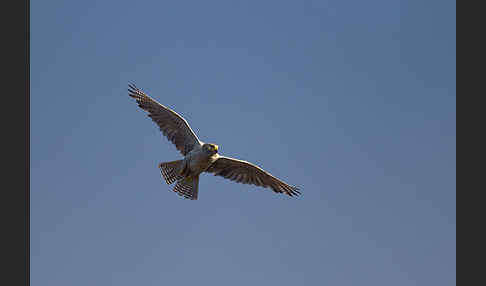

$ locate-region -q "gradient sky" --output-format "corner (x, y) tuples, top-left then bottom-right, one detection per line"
(31, 0), (456, 285)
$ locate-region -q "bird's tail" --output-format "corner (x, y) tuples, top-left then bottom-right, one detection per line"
(173, 175), (200, 200)
(158, 160), (185, 185)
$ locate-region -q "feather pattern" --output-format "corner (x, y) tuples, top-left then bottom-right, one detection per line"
(159, 160), (185, 185)
(128, 84), (202, 156)
(206, 156), (301, 197)
(173, 176), (199, 200)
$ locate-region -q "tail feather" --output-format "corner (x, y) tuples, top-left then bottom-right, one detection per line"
(173, 176), (199, 200)
(159, 160), (184, 185)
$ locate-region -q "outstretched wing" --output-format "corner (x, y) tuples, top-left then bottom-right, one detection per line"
(128, 84), (202, 156)
(206, 156), (301, 197)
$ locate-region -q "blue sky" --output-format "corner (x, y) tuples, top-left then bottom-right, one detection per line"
(31, 0), (455, 285)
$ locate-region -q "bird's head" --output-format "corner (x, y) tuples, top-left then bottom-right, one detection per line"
(202, 143), (219, 155)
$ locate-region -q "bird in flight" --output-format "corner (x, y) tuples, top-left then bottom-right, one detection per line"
(128, 84), (300, 200)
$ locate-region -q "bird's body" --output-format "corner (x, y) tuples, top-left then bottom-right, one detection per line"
(128, 84), (300, 200)
(185, 145), (219, 175)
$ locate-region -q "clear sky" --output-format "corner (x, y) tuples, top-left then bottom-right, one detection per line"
(31, 0), (456, 285)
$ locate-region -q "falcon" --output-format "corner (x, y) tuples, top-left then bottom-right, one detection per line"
(128, 84), (301, 200)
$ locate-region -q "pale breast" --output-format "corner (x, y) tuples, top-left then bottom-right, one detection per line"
(187, 152), (219, 175)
